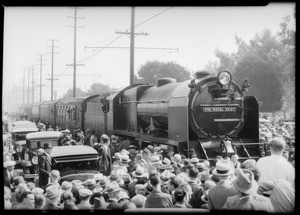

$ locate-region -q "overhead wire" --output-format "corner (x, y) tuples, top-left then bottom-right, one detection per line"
(76, 7), (173, 63)
(153, 17), (286, 60)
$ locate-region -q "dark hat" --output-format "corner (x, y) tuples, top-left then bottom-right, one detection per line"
(43, 142), (53, 149)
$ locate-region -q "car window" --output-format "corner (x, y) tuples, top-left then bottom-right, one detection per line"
(29, 139), (59, 150)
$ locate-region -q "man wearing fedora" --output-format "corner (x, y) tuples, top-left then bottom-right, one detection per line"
(4, 160), (17, 190)
(77, 188), (93, 209)
(97, 134), (112, 176)
(208, 159), (237, 210)
(128, 165), (148, 198)
(43, 185), (63, 209)
(145, 172), (173, 208)
(38, 142), (53, 188)
(222, 169), (274, 212)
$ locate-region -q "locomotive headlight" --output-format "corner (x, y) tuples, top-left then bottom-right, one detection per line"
(217, 71), (232, 86)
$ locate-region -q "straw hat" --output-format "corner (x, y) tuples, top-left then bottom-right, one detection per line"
(190, 157), (199, 164)
(212, 159), (234, 176)
(4, 160), (16, 168)
(61, 181), (73, 190)
(162, 158), (171, 165)
(99, 176), (110, 187)
(45, 185), (63, 199)
(232, 169), (258, 195)
(104, 181), (122, 193)
(199, 170), (210, 182)
(242, 159), (257, 169)
(196, 162), (206, 172)
(121, 154), (131, 163)
(132, 165), (148, 178)
(108, 171), (121, 182)
(150, 155), (161, 165)
(160, 170), (175, 181)
(113, 153), (123, 160)
(94, 173), (104, 182)
(78, 188), (93, 197)
(117, 191), (130, 202)
(120, 149), (129, 155)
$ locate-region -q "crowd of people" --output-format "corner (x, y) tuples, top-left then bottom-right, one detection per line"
(3, 117), (295, 212)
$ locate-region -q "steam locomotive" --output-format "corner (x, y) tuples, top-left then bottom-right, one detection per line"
(22, 70), (262, 161)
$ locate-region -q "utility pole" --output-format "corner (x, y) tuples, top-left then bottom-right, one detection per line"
(30, 65), (36, 104)
(47, 39), (59, 101)
(27, 67), (30, 104)
(67, 7), (85, 98)
(37, 54), (46, 103)
(130, 7), (135, 85)
(116, 7), (149, 85)
(23, 68), (26, 104)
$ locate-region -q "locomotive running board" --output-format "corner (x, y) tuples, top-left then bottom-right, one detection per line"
(114, 130), (179, 148)
(197, 138), (261, 161)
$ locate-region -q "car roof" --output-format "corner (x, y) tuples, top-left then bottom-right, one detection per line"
(12, 121), (36, 126)
(51, 145), (99, 158)
(26, 131), (62, 140)
(12, 127), (39, 133)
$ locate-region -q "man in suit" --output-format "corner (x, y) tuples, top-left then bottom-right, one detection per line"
(38, 143), (53, 188)
(208, 159), (238, 210)
(97, 134), (112, 176)
(4, 161), (17, 190)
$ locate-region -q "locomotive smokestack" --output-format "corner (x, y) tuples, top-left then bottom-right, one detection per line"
(156, 78), (176, 87)
(194, 71), (210, 79)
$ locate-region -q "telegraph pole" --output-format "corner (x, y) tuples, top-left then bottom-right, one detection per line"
(130, 7), (135, 85)
(37, 54), (46, 103)
(30, 65), (36, 104)
(23, 68), (26, 104)
(27, 67), (30, 104)
(67, 7), (85, 98)
(47, 39), (59, 101)
(115, 7), (149, 85)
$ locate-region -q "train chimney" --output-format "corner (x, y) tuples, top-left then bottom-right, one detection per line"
(194, 71), (210, 79)
(156, 78), (177, 87)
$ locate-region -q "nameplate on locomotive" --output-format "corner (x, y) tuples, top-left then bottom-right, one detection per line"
(202, 107), (236, 112)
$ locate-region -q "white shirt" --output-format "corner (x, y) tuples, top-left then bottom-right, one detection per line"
(256, 154), (295, 183)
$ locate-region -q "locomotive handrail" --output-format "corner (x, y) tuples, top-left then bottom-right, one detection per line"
(200, 104), (241, 107)
(119, 100), (168, 104)
(234, 142), (262, 146)
(238, 138), (251, 158)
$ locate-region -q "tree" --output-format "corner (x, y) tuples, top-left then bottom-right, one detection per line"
(63, 87), (88, 99)
(137, 61), (191, 84)
(204, 15), (295, 115)
(235, 53), (283, 112)
(88, 83), (113, 95)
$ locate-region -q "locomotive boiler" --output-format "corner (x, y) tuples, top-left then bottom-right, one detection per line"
(108, 70), (260, 161)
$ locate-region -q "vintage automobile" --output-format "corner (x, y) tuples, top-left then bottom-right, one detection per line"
(22, 145), (101, 183)
(51, 145), (101, 183)
(25, 131), (62, 151)
(12, 120), (36, 128)
(11, 126), (39, 146)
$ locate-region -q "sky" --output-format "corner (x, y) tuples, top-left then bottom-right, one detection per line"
(2, 4), (296, 102)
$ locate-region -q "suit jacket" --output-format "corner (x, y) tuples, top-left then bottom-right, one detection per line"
(38, 154), (52, 187)
(98, 145), (112, 176)
(145, 190), (173, 208)
(4, 170), (14, 189)
(208, 180), (238, 210)
(223, 195), (274, 212)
